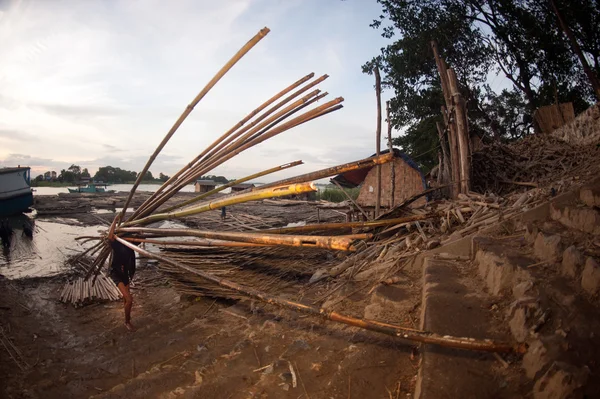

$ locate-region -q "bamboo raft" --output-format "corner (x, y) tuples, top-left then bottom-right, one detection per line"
(67, 27), (526, 354)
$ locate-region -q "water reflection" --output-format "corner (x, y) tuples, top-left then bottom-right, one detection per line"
(0, 215), (103, 280)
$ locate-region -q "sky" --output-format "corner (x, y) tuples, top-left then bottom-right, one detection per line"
(0, 0), (398, 182)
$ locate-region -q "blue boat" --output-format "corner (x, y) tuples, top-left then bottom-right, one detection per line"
(0, 167), (34, 216)
(68, 182), (115, 193)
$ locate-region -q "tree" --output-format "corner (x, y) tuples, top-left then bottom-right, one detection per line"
(81, 168), (90, 178)
(94, 166), (137, 183)
(59, 169), (76, 183)
(142, 171), (154, 181)
(199, 175), (229, 184)
(159, 172), (170, 182)
(365, 0), (595, 170)
(35, 174), (44, 182)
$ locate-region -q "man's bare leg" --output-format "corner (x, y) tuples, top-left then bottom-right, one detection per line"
(117, 282), (136, 331)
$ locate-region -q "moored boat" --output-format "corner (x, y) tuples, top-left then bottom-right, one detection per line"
(0, 167), (34, 216)
(68, 182), (115, 194)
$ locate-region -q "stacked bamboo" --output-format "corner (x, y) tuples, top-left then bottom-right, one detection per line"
(60, 274), (122, 306)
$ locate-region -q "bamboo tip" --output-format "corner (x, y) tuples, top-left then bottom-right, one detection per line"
(308, 182), (316, 191)
(260, 27), (271, 36)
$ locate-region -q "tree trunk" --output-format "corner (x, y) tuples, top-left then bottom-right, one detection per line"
(374, 66), (383, 218)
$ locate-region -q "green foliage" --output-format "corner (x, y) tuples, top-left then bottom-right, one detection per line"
(159, 172), (170, 182)
(317, 187), (360, 203)
(93, 166), (137, 183)
(366, 0), (597, 168)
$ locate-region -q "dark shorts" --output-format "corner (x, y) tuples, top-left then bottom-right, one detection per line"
(110, 269), (130, 287)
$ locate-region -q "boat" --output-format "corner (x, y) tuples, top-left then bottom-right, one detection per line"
(68, 182), (115, 194)
(0, 167), (34, 216)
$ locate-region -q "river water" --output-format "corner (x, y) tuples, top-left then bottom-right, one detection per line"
(33, 183), (196, 195)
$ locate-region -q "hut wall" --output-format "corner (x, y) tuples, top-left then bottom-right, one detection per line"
(195, 184), (216, 193)
(356, 158), (425, 208)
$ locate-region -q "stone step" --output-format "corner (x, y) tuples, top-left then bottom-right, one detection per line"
(550, 202), (600, 235)
(415, 257), (519, 399)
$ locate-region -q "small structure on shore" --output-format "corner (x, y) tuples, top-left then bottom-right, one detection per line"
(194, 180), (217, 193)
(231, 183), (255, 192)
(332, 148), (426, 212)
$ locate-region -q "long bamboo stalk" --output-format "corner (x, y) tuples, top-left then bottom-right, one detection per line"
(266, 213), (434, 234)
(374, 66), (382, 218)
(123, 237), (266, 247)
(136, 98), (343, 219)
(117, 228), (359, 252)
(117, 27), (270, 224)
(250, 153), (394, 193)
(131, 73), (316, 220)
(162, 160), (303, 213)
(116, 237), (524, 354)
(123, 182), (317, 227)
(134, 89), (327, 219)
(132, 75), (329, 220)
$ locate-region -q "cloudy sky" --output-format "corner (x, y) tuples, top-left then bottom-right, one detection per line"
(0, 0), (394, 181)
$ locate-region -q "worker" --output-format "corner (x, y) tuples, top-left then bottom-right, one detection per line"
(221, 206), (227, 221)
(109, 238), (137, 331)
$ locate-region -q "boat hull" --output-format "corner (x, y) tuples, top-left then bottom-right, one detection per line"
(0, 192), (33, 216)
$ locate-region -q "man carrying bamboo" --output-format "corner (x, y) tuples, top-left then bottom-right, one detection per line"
(108, 237), (137, 331)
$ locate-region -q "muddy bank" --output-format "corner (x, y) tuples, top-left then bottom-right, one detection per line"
(0, 261), (420, 399)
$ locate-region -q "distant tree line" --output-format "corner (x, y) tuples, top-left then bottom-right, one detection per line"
(33, 165), (176, 185)
(198, 175), (230, 184)
(364, 0), (600, 171)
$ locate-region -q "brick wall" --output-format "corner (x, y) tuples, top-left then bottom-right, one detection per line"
(356, 158), (426, 208)
(551, 102), (600, 146)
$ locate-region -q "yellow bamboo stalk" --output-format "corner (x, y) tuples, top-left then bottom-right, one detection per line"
(122, 182), (317, 227)
(132, 72), (316, 219)
(117, 27), (270, 224)
(266, 213), (434, 234)
(135, 98), (344, 219)
(134, 88), (327, 220)
(117, 228), (358, 252)
(162, 160), (303, 213)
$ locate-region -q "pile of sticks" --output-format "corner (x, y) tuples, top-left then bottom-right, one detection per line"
(60, 274), (121, 306)
(472, 134), (595, 194)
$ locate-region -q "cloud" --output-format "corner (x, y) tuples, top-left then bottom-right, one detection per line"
(0, 0), (392, 183)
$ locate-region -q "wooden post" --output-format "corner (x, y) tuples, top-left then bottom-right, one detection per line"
(374, 66), (383, 217)
(447, 69), (471, 194)
(435, 122), (450, 189)
(386, 101), (395, 208)
(432, 41), (459, 197)
(550, 0), (600, 100)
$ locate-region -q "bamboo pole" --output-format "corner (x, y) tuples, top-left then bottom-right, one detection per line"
(134, 93), (338, 219)
(447, 69), (471, 194)
(116, 237), (524, 354)
(117, 27), (270, 224)
(131, 73), (316, 220)
(162, 160), (303, 213)
(374, 66), (382, 218)
(123, 182), (317, 227)
(432, 41), (460, 198)
(123, 237), (266, 248)
(133, 75), (329, 219)
(265, 213), (434, 234)
(386, 101), (395, 208)
(252, 153), (394, 192)
(331, 179), (369, 219)
(117, 228), (358, 252)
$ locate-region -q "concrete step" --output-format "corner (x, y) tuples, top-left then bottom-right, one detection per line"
(415, 257), (520, 399)
(473, 231), (600, 398)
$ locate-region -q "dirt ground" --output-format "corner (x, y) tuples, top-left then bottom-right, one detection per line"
(0, 259), (420, 399)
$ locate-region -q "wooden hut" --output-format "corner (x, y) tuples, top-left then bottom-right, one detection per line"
(194, 180), (217, 193)
(231, 183), (255, 193)
(332, 148), (426, 212)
